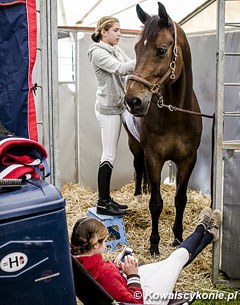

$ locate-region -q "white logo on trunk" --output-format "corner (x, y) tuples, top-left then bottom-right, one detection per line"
(0, 252), (28, 272)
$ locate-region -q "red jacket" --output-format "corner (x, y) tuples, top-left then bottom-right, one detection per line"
(77, 254), (143, 304)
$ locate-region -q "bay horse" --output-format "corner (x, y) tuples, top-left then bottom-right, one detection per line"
(125, 2), (202, 255)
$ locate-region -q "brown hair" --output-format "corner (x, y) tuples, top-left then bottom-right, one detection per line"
(91, 16), (119, 42)
(70, 217), (109, 255)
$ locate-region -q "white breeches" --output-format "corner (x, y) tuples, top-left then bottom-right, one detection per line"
(139, 248), (189, 305)
(95, 109), (123, 166)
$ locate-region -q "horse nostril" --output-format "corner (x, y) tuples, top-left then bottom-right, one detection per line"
(131, 97), (142, 108)
(125, 96), (142, 112)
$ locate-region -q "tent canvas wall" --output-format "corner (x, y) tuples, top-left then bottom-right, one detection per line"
(181, 0), (240, 34)
(58, 31), (148, 189)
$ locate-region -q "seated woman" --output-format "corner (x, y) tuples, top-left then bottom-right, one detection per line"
(70, 207), (222, 305)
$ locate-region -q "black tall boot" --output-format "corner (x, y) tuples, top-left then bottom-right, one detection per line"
(97, 161), (128, 216)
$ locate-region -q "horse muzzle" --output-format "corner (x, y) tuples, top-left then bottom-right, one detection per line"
(124, 96), (150, 117)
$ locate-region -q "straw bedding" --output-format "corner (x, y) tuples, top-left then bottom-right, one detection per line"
(62, 181), (215, 294)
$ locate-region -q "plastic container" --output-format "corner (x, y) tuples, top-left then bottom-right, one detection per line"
(0, 179), (76, 305)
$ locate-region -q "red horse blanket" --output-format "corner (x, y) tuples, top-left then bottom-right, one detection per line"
(0, 137), (50, 180)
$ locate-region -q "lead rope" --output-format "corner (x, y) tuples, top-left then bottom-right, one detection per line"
(156, 96), (214, 119)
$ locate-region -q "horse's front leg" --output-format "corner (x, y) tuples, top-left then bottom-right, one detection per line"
(127, 133), (145, 197)
(173, 157), (196, 246)
(146, 157), (164, 255)
(133, 152), (145, 197)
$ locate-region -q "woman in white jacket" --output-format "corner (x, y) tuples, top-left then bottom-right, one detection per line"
(88, 16), (136, 216)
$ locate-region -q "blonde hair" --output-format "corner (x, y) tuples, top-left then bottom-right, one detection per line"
(70, 217), (109, 255)
(91, 16), (119, 42)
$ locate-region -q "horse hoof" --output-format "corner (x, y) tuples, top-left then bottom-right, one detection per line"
(149, 245), (160, 256)
(172, 238), (182, 247)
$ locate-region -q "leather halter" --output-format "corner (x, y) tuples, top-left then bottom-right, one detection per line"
(128, 21), (178, 96)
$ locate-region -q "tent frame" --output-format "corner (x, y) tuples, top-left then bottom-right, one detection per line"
(212, 0), (240, 288)
(39, 0), (61, 188)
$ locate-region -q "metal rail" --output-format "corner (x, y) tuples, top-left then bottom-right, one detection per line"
(213, 0), (240, 287)
(40, 0), (61, 188)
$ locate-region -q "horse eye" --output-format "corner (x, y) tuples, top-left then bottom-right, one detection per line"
(156, 48), (167, 57)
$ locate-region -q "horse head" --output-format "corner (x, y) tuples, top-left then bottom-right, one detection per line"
(125, 2), (186, 116)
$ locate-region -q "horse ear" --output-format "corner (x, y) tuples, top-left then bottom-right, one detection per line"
(136, 4), (150, 24)
(158, 2), (169, 26)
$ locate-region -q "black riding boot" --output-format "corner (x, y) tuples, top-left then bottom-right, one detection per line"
(97, 161), (128, 216)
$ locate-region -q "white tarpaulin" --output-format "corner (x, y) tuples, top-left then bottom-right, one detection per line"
(57, 0), (207, 29)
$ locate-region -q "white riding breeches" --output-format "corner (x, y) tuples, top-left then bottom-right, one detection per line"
(139, 248), (189, 305)
(95, 109), (123, 166)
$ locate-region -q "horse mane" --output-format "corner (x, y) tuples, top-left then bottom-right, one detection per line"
(140, 15), (174, 42)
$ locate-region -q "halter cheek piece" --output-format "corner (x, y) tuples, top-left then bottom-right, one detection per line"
(128, 21), (178, 106)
